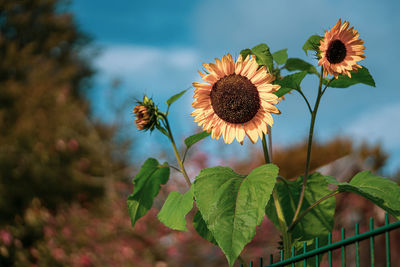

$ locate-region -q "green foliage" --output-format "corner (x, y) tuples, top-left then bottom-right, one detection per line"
(274, 71), (307, 97)
(266, 173), (335, 244)
(327, 171), (400, 219)
(272, 49), (288, 65)
(184, 131), (210, 149)
(193, 211), (218, 245)
(240, 48), (252, 60)
(324, 66), (376, 88)
(241, 43), (274, 72)
(274, 87), (293, 98)
(166, 89), (188, 107)
(194, 164), (278, 266)
(157, 187), (194, 231)
(284, 58), (319, 75)
(127, 158), (170, 227)
(302, 35), (323, 55)
(0, 0), (127, 224)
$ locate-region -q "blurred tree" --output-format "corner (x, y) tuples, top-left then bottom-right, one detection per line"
(0, 0), (128, 224)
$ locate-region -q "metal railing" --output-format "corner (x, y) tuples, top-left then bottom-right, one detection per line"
(242, 213), (400, 267)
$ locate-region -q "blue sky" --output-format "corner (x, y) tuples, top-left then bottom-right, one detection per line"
(71, 0), (400, 175)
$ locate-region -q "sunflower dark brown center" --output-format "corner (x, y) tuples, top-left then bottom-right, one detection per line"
(326, 39), (347, 64)
(210, 74), (260, 124)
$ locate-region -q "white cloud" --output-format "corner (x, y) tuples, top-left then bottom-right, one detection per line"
(345, 102), (400, 148)
(94, 45), (199, 76)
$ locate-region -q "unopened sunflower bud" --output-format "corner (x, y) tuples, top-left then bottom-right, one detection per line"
(132, 96), (161, 132)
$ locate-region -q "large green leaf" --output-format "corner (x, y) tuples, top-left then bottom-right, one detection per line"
(323, 66), (375, 88)
(165, 89), (188, 106)
(251, 43), (274, 72)
(272, 49), (288, 65)
(184, 131), (210, 149)
(274, 87), (293, 98)
(193, 211), (218, 245)
(302, 35), (323, 56)
(194, 164), (279, 267)
(274, 71), (307, 98)
(240, 44), (274, 72)
(127, 158), (170, 227)
(284, 58), (318, 75)
(266, 173), (335, 243)
(157, 187), (194, 231)
(240, 48), (252, 60)
(328, 171), (400, 219)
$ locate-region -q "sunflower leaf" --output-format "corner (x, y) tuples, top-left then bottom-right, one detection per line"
(240, 48), (252, 60)
(272, 49), (288, 65)
(274, 71), (307, 97)
(157, 187), (194, 231)
(266, 173), (335, 240)
(284, 58), (319, 75)
(193, 211), (218, 245)
(251, 43), (274, 72)
(184, 131), (210, 149)
(127, 158), (170, 227)
(323, 66), (376, 88)
(194, 164), (278, 267)
(165, 89), (188, 106)
(274, 87), (292, 98)
(265, 172), (335, 267)
(326, 171), (400, 219)
(303, 35), (323, 56)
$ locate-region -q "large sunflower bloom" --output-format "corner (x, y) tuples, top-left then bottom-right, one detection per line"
(319, 19), (365, 78)
(191, 54), (280, 144)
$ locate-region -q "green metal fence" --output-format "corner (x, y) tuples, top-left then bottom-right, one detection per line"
(242, 213), (400, 267)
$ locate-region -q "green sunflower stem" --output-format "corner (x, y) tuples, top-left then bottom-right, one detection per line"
(273, 190), (291, 259)
(261, 133), (291, 259)
(261, 134), (270, 164)
(268, 126), (273, 162)
(162, 115), (191, 187)
(291, 68), (324, 228)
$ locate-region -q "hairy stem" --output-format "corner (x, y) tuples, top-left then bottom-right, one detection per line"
(272, 190), (291, 258)
(297, 90), (313, 114)
(321, 77), (335, 95)
(158, 164), (182, 173)
(268, 126), (273, 162)
(262, 133), (270, 163)
(291, 68), (324, 227)
(163, 116), (191, 187)
(289, 191), (339, 231)
(261, 135), (291, 258)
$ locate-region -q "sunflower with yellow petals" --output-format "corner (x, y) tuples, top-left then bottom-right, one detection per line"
(319, 19), (365, 78)
(191, 54), (280, 144)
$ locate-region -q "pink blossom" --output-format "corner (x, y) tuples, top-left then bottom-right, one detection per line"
(51, 248), (66, 261)
(79, 254), (92, 267)
(0, 230), (12, 246)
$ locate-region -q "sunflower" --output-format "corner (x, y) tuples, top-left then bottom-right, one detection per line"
(319, 19), (365, 78)
(191, 54), (280, 144)
(132, 95), (161, 132)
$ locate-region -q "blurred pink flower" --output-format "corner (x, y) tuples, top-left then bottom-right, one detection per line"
(43, 226), (54, 238)
(68, 138), (79, 152)
(61, 226), (72, 239)
(0, 230), (13, 246)
(79, 254), (92, 267)
(51, 248), (66, 261)
(55, 139), (66, 151)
